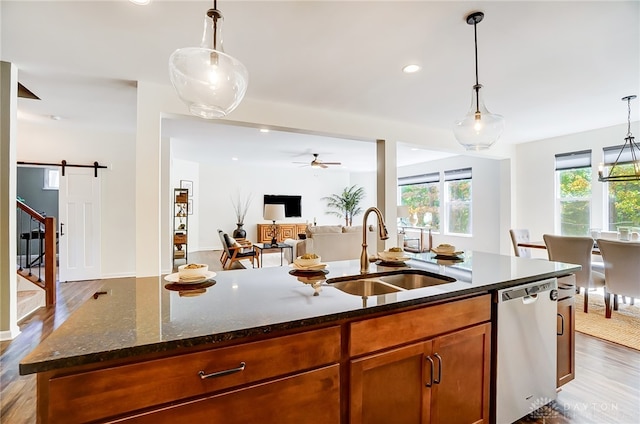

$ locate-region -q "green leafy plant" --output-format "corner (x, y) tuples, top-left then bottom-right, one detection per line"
(322, 185), (366, 226)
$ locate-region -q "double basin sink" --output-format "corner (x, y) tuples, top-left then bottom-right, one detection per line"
(326, 269), (456, 297)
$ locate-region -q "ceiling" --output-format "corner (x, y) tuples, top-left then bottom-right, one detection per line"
(3, 1), (639, 172)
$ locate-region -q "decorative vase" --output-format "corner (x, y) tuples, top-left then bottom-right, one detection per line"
(232, 223), (246, 239)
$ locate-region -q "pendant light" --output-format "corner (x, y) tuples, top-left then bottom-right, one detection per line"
(453, 12), (505, 151)
(598, 95), (640, 182)
(169, 0), (248, 119)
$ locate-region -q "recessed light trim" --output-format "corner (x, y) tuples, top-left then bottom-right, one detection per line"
(231, 157), (239, 161)
(402, 64), (421, 74)
(129, 0), (151, 5)
(259, 128), (270, 133)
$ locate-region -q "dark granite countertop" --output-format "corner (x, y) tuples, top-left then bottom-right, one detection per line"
(20, 251), (579, 375)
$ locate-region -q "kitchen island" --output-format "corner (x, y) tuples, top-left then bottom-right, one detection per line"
(21, 251), (579, 423)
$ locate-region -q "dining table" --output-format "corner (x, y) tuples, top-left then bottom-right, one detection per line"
(519, 238), (640, 256)
(517, 240), (601, 255)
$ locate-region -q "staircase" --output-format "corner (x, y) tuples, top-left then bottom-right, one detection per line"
(17, 274), (45, 321)
(16, 200), (57, 313)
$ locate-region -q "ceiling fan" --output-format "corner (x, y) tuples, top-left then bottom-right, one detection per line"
(294, 153), (342, 169)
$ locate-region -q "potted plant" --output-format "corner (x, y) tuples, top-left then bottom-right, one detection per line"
(322, 185), (366, 226)
(231, 192), (252, 238)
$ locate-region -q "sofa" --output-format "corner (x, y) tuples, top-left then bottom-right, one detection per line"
(285, 225), (378, 262)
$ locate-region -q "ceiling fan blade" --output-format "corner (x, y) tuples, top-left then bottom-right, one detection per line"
(322, 162), (342, 165)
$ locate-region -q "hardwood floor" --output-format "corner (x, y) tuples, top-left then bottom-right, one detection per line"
(1, 255), (639, 423)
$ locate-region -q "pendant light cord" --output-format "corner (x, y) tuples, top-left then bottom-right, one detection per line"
(473, 19), (480, 115)
(627, 97), (632, 138)
(213, 0), (218, 50)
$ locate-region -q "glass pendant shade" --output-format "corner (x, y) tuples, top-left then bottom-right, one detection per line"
(454, 84), (505, 151)
(169, 9), (248, 119)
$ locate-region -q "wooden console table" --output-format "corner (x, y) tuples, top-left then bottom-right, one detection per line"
(257, 223), (307, 243)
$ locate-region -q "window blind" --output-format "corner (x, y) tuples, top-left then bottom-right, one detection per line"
(555, 150), (591, 171)
(603, 144), (638, 165)
(398, 172), (440, 186)
(444, 168), (472, 181)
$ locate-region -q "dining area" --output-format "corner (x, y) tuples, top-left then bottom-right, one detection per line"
(510, 228), (640, 319)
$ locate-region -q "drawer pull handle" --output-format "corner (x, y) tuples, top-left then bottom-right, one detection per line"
(198, 362), (246, 380)
(434, 353), (442, 384)
(557, 313), (565, 336)
(425, 356), (435, 387)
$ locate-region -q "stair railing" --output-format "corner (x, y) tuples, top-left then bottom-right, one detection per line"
(16, 200), (56, 306)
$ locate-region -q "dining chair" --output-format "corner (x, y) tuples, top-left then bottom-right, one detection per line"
(509, 229), (532, 258)
(596, 239), (640, 318)
(543, 234), (606, 313)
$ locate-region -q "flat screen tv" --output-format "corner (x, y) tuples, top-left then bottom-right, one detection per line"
(264, 195), (302, 218)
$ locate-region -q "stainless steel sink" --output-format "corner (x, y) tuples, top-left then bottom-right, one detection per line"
(327, 269), (455, 296)
(329, 279), (401, 297)
(378, 270), (455, 290)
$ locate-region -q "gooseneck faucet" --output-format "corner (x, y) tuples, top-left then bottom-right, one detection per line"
(360, 207), (389, 274)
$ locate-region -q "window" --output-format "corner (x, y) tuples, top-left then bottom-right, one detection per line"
(602, 145), (640, 231)
(555, 150), (591, 236)
(444, 168), (472, 235)
(398, 172), (440, 231)
(43, 168), (59, 190)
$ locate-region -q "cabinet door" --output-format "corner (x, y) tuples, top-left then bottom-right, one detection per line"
(257, 224), (272, 243)
(430, 323), (491, 424)
(350, 342), (430, 424)
(121, 365), (340, 424)
(557, 297), (575, 387)
(279, 224), (296, 241)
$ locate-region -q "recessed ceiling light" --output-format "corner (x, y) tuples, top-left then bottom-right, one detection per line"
(50, 115), (62, 121)
(402, 64), (421, 74)
(410, 148), (420, 151)
(259, 128), (270, 133)
(231, 157), (239, 161)
(129, 0), (151, 5)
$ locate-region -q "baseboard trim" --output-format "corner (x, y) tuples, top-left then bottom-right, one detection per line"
(0, 327), (21, 341)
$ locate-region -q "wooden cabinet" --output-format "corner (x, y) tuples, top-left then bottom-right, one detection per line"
(349, 295), (492, 424)
(42, 327), (341, 423)
(36, 295), (493, 424)
(557, 274), (576, 387)
(257, 223), (307, 243)
(172, 188), (189, 266)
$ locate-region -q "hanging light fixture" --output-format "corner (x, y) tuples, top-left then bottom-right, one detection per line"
(169, 0), (248, 119)
(598, 95), (640, 182)
(453, 12), (505, 151)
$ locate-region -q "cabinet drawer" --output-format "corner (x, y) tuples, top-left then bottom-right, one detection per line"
(118, 365), (341, 424)
(349, 295), (491, 357)
(47, 326), (340, 423)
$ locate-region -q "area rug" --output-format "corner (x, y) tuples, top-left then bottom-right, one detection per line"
(575, 293), (640, 351)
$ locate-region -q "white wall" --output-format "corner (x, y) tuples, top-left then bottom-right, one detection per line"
(398, 155), (508, 254)
(514, 121), (639, 244)
(17, 121), (136, 278)
(194, 164), (373, 250)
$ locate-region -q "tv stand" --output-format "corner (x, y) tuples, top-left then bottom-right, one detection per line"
(257, 223), (307, 243)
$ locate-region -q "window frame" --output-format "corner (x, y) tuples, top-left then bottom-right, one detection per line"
(444, 168), (472, 236)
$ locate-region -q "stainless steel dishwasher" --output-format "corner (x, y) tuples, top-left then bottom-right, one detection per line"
(496, 278), (558, 424)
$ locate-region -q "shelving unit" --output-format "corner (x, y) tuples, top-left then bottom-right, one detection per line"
(173, 188), (189, 267)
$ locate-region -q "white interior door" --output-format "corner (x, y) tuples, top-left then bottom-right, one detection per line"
(58, 168), (101, 282)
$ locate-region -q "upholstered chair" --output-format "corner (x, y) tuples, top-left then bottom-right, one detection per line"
(509, 229), (532, 258)
(217, 229), (259, 270)
(596, 239), (640, 318)
(543, 234), (605, 313)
